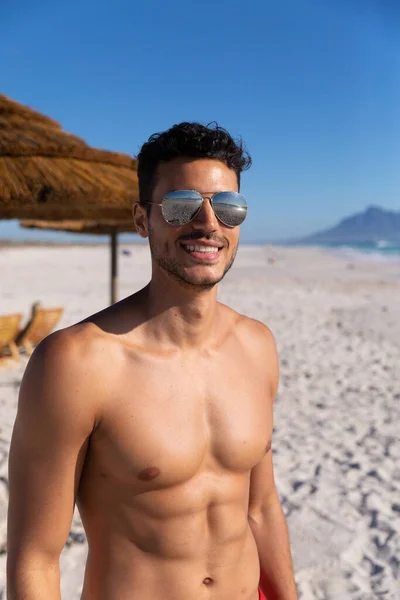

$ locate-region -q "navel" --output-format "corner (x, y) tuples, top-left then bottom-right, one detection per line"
(202, 577), (214, 586)
(137, 466), (161, 481)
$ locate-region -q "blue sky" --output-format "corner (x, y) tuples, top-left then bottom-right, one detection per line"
(1, 0), (399, 243)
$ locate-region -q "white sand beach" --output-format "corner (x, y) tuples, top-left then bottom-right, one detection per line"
(0, 243), (399, 599)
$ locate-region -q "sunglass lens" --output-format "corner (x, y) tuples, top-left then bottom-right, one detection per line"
(212, 192), (247, 227)
(162, 191), (203, 225)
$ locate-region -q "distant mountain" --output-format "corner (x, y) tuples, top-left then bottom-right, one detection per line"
(296, 206), (400, 244)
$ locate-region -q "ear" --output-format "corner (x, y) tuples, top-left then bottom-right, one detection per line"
(132, 202), (149, 238)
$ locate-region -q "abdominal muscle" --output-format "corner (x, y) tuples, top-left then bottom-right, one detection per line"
(78, 471), (261, 600)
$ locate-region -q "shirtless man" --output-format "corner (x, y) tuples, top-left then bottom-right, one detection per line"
(7, 122), (298, 600)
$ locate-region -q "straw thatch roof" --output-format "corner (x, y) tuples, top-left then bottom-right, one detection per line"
(20, 219), (137, 235)
(0, 94), (138, 220)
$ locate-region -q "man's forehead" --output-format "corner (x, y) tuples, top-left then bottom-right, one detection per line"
(154, 158), (238, 190)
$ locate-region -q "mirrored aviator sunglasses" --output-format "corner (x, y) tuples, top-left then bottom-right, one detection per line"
(150, 190), (248, 227)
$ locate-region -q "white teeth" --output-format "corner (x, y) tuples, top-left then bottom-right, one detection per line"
(184, 245), (219, 253)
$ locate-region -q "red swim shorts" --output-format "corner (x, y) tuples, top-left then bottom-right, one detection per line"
(258, 588), (267, 600)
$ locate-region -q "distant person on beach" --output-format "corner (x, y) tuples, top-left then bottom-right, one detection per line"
(7, 123), (298, 600)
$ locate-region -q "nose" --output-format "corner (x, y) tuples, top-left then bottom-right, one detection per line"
(191, 197), (218, 230)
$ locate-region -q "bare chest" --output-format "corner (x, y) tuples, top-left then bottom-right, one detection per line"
(87, 352), (272, 491)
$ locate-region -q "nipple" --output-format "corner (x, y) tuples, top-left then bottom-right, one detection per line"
(137, 466), (160, 481)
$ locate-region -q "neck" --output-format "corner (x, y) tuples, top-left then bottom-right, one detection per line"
(140, 270), (220, 349)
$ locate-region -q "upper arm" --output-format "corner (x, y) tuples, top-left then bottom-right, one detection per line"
(7, 331), (98, 565)
(247, 320), (281, 517)
(258, 321), (279, 401)
(248, 448), (280, 520)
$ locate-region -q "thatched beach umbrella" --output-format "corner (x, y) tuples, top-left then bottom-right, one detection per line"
(20, 219), (137, 305)
(0, 94), (138, 220)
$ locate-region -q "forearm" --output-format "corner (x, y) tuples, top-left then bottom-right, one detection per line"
(7, 558), (61, 600)
(249, 501), (298, 600)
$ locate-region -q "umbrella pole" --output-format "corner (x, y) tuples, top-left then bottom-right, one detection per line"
(110, 230), (118, 304)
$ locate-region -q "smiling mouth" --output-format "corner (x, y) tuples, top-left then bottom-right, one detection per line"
(180, 241), (225, 259)
(181, 243), (222, 255)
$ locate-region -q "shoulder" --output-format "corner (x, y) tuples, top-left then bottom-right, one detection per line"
(23, 291), (150, 402)
(238, 315), (277, 352)
(19, 322), (116, 424)
(28, 320), (115, 375)
(221, 305), (279, 399)
(239, 316), (278, 370)
(219, 303), (277, 354)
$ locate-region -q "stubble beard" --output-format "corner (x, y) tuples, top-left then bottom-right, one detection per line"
(148, 235), (238, 291)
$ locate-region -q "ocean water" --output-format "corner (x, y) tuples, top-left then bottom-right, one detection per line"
(316, 241), (400, 262)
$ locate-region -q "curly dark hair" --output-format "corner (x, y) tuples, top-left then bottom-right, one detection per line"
(137, 122), (252, 207)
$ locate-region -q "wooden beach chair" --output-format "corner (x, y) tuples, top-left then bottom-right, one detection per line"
(16, 305), (63, 355)
(0, 313), (23, 365)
